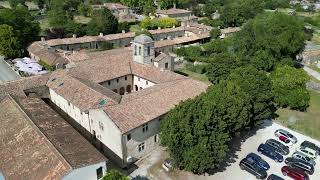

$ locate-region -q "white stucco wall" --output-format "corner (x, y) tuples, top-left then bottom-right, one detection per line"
(63, 162), (107, 180)
(100, 75), (133, 94)
(124, 117), (163, 160)
(89, 109), (124, 159)
(133, 76), (155, 91)
(49, 89), (91, 132)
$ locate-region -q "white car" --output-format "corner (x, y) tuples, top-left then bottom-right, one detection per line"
(296, 147), (318, 160)
(274, 129), (297, 144)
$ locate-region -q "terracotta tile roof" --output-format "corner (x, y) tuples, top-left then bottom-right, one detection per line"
(104, 3), (128, 9)
(0, 74), (51, 101)
(45, 36), (102, 47)
(303, 49), (320, 57)
(47, 71), (119, 111)
(105, 78), (208, 133)
(220, 27), (241, 34)
(17, 97), (107, 168)
(28, 42), (69, 66)
(0, 96), (72, 180)
(153, 52), (169, 62)
(157, 8), (191, 15)
(155, 34), (210, 48)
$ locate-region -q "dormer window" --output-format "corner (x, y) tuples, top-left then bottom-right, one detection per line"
(139, 46), (141, 55)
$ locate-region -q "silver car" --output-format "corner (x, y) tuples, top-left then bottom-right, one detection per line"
(292, 151), (316, 166)
(274, 129), (297, 144)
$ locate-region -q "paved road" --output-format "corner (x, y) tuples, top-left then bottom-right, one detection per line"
(304, 66), (320, 81)
(0, 56), (20, 83)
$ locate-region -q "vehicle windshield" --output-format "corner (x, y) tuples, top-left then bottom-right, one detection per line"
(287, 133), (293, 138)
(305, 156), (311, 161)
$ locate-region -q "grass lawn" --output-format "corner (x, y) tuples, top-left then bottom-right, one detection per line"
(175, 66), (211, 84)
(276, 90), (320, 140)
(74, 15), (92, 24)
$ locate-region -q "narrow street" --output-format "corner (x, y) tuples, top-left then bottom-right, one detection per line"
(0, 56), (20, 83)
(304, 65), (320, 81)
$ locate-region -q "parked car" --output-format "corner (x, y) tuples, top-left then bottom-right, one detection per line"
(301, 140), (320, 154)
(162, 159), (173, 172)
(285, 157), (314, 175)
(279, 135), (293, 146)
(257, 143), (283, 162)
(274, 129), (297, 143)
(292, 152), (316, 166)
(239, 157), (268, 179)
(246, 153), (270, 170)
(281, 166), (309, 180)
(266, 139), (290, 155)
(267, 174), (284, 180)
(296, 147), (318, 159)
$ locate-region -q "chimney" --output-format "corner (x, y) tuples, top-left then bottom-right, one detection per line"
(41, 37), (45, 42)
(72, 34), (76, 38)
(122, 30), (125, 33)
(99, 33), (103, 37)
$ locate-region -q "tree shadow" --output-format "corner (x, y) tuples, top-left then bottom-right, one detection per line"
(131, 175), (150, 180)
(206, 120), (273, 175)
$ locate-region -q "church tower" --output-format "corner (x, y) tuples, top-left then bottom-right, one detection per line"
(132, 34), (155, 65)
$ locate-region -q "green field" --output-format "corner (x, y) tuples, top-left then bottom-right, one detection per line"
(175, 66), (211, 84)
(276, 90), (320, 140)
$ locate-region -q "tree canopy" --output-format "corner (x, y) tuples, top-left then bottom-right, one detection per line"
(0, 7), (40, 58)
(86, 9), (118, 36)
(271, 65), (310, 111)
(0, 24), (21, 58)
(234, 12), (306, 68)
(102, 170), (128, 180)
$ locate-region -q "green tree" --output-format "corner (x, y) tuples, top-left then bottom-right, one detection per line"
(206, 53), (242, 84)
(234, 13), (305, 64)
(78, 2), (93, 17)
(228, 66), (275, 124)
(48, 7), (70, 27)
(102, 170), (128, 180)
(86, 9), (118, 35)
(264, 0), (290, 10)
(0, 7), (40, 57)
(0, 25), (21, 58)
(210, 28), (221, 39)
(271, 65), (310, 111)
(161, 81), (252, 173)
(8, 0), (25, 8)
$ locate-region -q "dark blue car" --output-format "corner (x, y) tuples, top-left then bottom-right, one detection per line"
(258, 143), (283, 162)
(246, 153), (270, 170)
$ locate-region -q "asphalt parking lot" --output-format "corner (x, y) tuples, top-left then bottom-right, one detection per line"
(208, 120), (320, 180)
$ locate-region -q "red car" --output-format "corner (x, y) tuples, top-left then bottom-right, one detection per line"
(279, 135), (290, 144)
(281, 166), (309, 180)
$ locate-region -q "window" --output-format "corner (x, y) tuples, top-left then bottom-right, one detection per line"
(142, 123), (148, 133)
(119, 87), (125, 95)
(108, 81), (111, 85)
(127, 134), (131, 141)
(147, 46), (151, 55)
(146, 81), (148, 85)
(113, 89), (118, 93)
(117, 78), (119, 83)
(135, 85), (138, 91)
(138, 77), (140, 81)
(154, 135), (157, 143)
(138, 142), (145, 152)
(165, 63), (169, 69)
(139, 46), (141, 55)
(139, 87), (143, 90)
(125, 76), (127, 80)
(96, 167), (103, 180)
(99, 121), (104, 131)
(134, 45), (137, 55)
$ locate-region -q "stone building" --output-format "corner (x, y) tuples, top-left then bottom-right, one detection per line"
(44, 35), (208, 167)
(27, 24), (212, 68)
(0, 95), (107, 180)
(156, 8), (193, 22)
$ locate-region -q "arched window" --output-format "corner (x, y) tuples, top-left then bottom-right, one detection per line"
(135, 85), (138, 91)
(139, 46), (141, 55)
(119, 87), (125, 95)
(139, 87), (143, 90)
(147, 46), (151, 55)
(134, 45), (137, 55)
(113, 89), (118, 93)
(126, 85), (132, 93)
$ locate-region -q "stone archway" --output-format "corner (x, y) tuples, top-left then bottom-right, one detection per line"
(126, 85), (132, 93)
(119, 87), (125, 95)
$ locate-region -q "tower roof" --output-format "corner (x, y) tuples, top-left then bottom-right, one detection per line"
(134, 34), (153, 44)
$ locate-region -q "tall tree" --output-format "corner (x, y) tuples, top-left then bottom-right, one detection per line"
(271, 65), (310, 111)
(206, 53), (242, 84)
(86, 9), (118, 35)
(161, 81), (252, 173)
(234, 12), (305, 66)
(228, 66), (275, 125)
(102, 170), (128, 180)
(0, 25), (21, 58)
